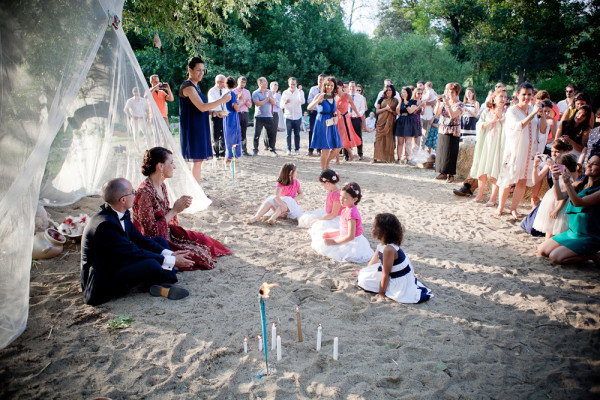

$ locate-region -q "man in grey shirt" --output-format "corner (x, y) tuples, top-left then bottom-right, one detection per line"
(252, 77), (277, 156)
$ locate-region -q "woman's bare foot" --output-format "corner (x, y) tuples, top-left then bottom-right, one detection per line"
(246, 217), (258, 225)
(495, 207), (503, 217)
(511, 210), (523, 219)
(267, 217), (276, 225)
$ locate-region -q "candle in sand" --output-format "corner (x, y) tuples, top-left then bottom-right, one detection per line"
(258, 335), (263, 352)
(243, 338), (248, 353)
(277, 335), (282, 360)
(316, 324), (322, 351)
(272, 323), (277, 351)
(333, 337), (339, 360)
(296, 307), (303, 342)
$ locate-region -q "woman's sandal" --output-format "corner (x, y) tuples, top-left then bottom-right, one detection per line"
(435, 174), (447, 180)
(445, 175), (454, 183)
(485, 201), (497, 207)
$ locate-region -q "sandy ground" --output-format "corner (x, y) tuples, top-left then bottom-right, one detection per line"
(1, 128), (599, 400)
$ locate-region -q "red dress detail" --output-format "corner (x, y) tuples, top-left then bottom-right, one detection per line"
(132, 178), (231, 270)
(336, 94), (362, 148)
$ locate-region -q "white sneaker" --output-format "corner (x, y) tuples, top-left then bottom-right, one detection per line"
(286, 150), (291, 155)
(295, 150), (299, 155)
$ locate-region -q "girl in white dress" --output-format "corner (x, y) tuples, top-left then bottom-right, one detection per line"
(356, 213), (433, 303)
(298, 169), (341, 231)
(496, 82), (547, 218)
(533, 153), (581, 238)
(310, 182), (372, 263)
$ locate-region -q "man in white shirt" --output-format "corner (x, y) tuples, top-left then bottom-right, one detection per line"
(280, 77), (305, 155)
(365, 112), (376, 132)
(124, 87), (150, 148)
(348, 81), (366, 160)
(374, 78), (401, 108)
(420, 81), (437, 145)
(207, 74), (227, 158)
(557, 84), (577, 118)
(306, 74), (326, 156)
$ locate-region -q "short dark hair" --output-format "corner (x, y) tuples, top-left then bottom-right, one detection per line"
(373, 213), (404, 246)
(341, 182), (362, 204)
(551, 137), (573, 152)
(187, 56), (203, 70)
(517, 82), (534, 94)
(102, 178), (129, 205)
(226, 76), (236, 89)
(574, 92), (591, 105)
(142, 147), (173, 176)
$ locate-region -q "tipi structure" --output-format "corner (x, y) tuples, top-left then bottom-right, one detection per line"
(0, 0), (210, 348)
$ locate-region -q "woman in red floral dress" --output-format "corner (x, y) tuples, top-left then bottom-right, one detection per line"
(133, 147), (231, 270)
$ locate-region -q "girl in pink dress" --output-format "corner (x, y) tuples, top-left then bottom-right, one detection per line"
(298, 169), (342, 230)
(335, 80), (362, 161)
(310, 182), (373, 263)
(247, 162), (304, 225)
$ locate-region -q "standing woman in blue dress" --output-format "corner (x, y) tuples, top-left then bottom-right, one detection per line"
(307, 76), (342, 171)
(223, 76), (242, 164)
(179, 57), (230, 184)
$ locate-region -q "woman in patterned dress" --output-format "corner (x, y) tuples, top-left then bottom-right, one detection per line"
(133, 147), (231, 270)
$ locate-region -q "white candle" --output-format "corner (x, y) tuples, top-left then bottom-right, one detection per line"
(333, 337), (339, 360)
(272, 323), (277, 351)
(243, 338), (248, 353)
(276, 335), (282, 360)
(316, 324), (322, 351)
(258, 335), (263, 352)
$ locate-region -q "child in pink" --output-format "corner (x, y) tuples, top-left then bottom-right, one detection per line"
(247, 163), (303, 225)
(298, 169), (342, 230)
(310, 182), (372, 263)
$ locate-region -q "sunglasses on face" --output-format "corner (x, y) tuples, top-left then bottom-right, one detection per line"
(566, 90), (574, 93)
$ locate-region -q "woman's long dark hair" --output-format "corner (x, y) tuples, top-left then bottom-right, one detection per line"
(562, 105), (592, 144)
(377, 84), (396, 105)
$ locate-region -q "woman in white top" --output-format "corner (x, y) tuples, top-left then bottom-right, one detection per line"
(496, 82), (547, 218)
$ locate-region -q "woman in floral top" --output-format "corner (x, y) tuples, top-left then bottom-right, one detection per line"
(133, 147), (231, 270)
(434, 82), (464, 183)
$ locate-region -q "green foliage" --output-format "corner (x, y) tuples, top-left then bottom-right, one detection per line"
(370, 35), (472, 93)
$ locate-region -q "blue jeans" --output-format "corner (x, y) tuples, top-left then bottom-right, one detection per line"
(286, 118), (301, 151)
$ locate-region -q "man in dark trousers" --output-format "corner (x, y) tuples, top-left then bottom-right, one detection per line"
(81, 178), (193, 306)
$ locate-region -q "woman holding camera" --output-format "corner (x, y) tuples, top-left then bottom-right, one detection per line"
(308, 76), (342, 170)
(434, 82), (464, 183)
(538, 150), (600, 265)
(496, 82), (546, 218)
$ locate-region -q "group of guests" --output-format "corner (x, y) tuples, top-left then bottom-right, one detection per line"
(177, 58), (371, 184)
(453, 82), (600, 265)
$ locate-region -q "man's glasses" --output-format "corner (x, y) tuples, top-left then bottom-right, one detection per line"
(566, 90), (574, 93)
(120, 190), (137, 200)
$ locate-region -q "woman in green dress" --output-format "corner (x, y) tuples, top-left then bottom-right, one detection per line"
(538, 152), (600, 264)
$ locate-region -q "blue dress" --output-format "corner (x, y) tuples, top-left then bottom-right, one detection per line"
(224, 91), (242, 159)
(395, 100), (419, 137)
(310, 99), (342, 149)
(179, 80), (212, 161)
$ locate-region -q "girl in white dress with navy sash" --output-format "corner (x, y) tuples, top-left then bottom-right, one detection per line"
(356, 213), (433, 303)
(298, 169), (341, 231)
(310, 182), (372, 263)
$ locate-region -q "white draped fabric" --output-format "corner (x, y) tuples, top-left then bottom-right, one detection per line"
(0, 0), (210, 348)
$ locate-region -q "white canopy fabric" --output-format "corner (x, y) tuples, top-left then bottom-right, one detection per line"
(0, 0), (210, 348)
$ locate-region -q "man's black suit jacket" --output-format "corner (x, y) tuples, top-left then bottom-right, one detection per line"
(81, 204), (168, 305)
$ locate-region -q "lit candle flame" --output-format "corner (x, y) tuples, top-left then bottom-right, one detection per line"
(259, 282), (279, 298)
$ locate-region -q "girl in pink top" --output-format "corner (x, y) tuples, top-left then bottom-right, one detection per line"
(247, 163), (304, 225)
(310, 182), (373, 263)
(298, 169), (342, 230)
